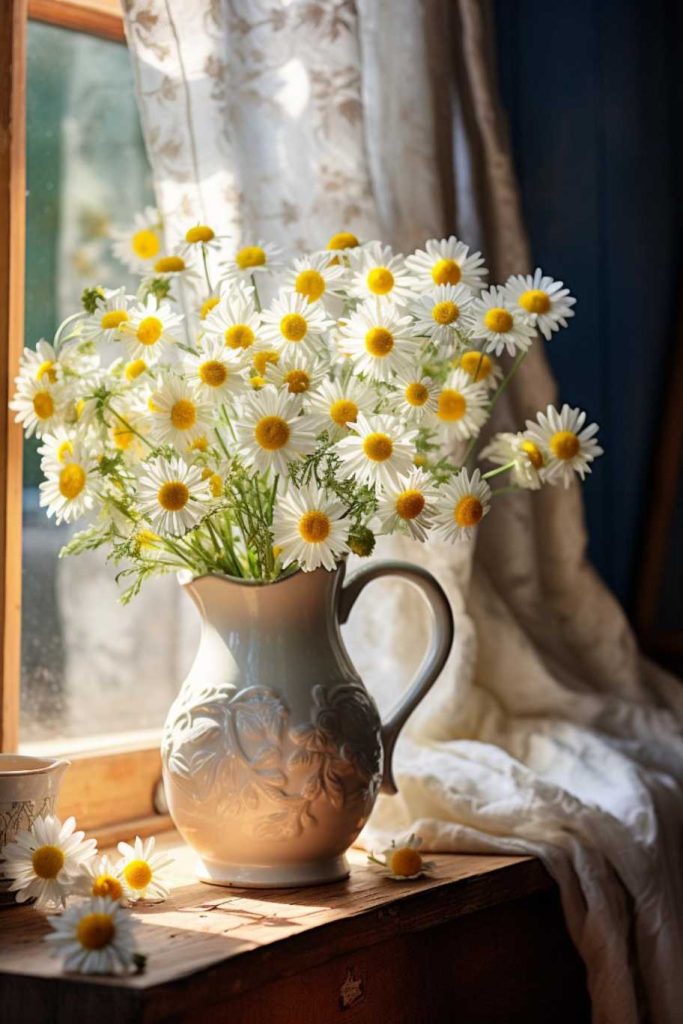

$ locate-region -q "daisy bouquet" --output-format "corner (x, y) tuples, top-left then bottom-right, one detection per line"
(11, 216), (602, 599)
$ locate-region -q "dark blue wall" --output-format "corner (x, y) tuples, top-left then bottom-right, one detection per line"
(494, 0), (683, 610)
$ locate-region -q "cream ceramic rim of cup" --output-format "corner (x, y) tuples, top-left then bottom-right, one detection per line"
(0, 754), (69, 776)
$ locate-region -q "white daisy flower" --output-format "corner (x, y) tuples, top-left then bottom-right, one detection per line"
(260, 292), (333, 361)
(116, 835), (174, 902)
(504, 269), (576, 340)
(137, 457), (211, 535)
(324, 231), (362, 258)
(111, 205), (163, 274)
(77, 854), (126, 904)
(149, 253), (200, 285)
(10, 376), (67, 438)
(39, 442), (98, 523)
(427, 369), (489, 442)
(376, 468), (438, 541)
(80, 287), (133, 346)
(202, 284), (263, 354)
(339, 299), (417, 382)
(273, 482), (349, 571)
(525, 404), (603, 488)
(235, 386), (316, 477)
(307, 376), (376, 439)
(453, 348), (504, 392)
(184, 337), (248, 405)
(38, 426), (79, 470)
(469, 287), (536, 357)
(282, 251), (348, 306)
(106, 406), (149, 461)
(175, 221), (223, 258)
(46, 896), (139, 975)
(368, 834), (436, 880)
(405, 236), (488, 293)
(14, 339), (65, 390)
(348, 241), (414, 303)
(1, 814), (97, 909)
(336, 413), (417, 492)
(432, 468), (492, 541)
(268, 351), (327, 402)
(221, 240), (284, 283)
(147, 375), (213, 448)
(409, 283), (474, 344)
(479, 431), (546, 490)
(390, 371), (438, 424)
(123, 297), (184, 362)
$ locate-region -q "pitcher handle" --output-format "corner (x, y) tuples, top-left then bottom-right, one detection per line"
(338, 560), (454, 795)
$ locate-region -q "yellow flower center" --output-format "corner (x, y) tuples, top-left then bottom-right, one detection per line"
(200, 296), (220, 319)
(125, 359), (147, 381)
(327, 231), (359, 251)
(136, 316), (164, 347)
(431, 258), (461, 286)
(253, 350), (279, 374)
(298, 510), (331, 543)
(254, 415), (290, 451)
(280, 313), (308, 342)
(158, 481), (189, 511)
(132, 228), (160, 260)
(75, 398), (86, 420)
(147, 396), (160, 413)
(283, 369), (311, 394)
(484, 307), (513, 333)
(295, 269), (326, 303)
(112, 424), (134, 451)
(437, 389), (466, 422)
(92, 874), (123, 901)
(136, 528), (160, 551)
(251, 375), (266, 390)
(432, 300), (459, 325)
(454, 495), (483, 528)
(170, 399), (197, 431)
(36, 359), (57, 383)
(154, 255), (185, 273)
(519, 288), (550, 315)
(59, 463), (86, 500)
(329, 398), (358, 427)
(189, 435), (209, 452)
(367, 266), (395, 295)
(404, 382), (429, 407)
(395, 489), (425, 520)
(388, 847), (423, 877)
(520, 439), (544, 469)
(236, 245), (266, 270)
(31, 844), (65, 879)
(363, 432), (393, 462)
(365, 327), (394, 356)
(56, 440), (73, 463)
(550, 430), (580, 460)
(185, 224), (215, 244)
(33, 391), (54, 420)
(101, 309), (129, 330)
(208, 473), (223, 498)
(224, 323), (255, 350)
(77, 913), (116, 951)
(198, 360), (228, 387)
(459, 351), (492, 381)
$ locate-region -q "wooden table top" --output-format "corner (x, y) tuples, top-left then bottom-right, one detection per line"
(0, 837), (554, 1021)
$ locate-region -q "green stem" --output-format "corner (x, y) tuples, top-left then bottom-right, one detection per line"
(201, 245), (214, 295)
(482, 460), (516, 481)
(250, 274), (262, 312)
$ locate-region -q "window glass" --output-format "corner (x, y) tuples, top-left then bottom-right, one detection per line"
(21, 21), (197, 747)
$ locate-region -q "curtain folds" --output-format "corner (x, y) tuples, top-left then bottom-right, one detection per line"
(122, 3), (683, 1021)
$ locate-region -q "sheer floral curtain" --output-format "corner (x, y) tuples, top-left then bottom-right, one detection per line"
(121, 2), (683, 1021)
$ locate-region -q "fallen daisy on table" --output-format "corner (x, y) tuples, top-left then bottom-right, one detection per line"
(77, 853), (127, 904)
(117, 835), (174, 902)
(367, 834), (436, 880)
(46, 895), (143, 975)
(1, 814), (97, 910)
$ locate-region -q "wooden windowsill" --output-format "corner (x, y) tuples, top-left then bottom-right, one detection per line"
(0, 836), (590, 1023)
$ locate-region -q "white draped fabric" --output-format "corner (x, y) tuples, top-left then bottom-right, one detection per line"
(121, 2), (683, 1021)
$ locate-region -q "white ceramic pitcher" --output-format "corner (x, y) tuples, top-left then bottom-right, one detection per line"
(162, 559), (453, 887)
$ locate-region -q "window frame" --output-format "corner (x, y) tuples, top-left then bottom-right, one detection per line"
(1, 0), (172, 842)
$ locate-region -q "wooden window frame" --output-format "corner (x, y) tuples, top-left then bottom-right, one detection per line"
(0, 0), (171, 843)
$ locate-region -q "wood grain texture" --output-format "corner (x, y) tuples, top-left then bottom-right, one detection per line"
(0, 840), (589, 1023)
(56, 748), (167, 832)
(0, 0), (27, 753)
(28, 0), (124, 42)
